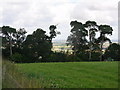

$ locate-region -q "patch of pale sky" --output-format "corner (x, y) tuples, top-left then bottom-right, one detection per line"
(0, 0), (119, 41)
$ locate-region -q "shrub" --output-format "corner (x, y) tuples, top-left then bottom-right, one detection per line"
(47, 52), (67, 62)
(10, 53), (24, 63)
(66, 55), (81, 62)
(76, 51), (89, 61)
(106, 57), (114, 61)
(91, 52), (101, 61)
(103, 43), (120, 61)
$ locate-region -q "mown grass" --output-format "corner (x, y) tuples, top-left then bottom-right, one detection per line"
(15, 61), (118, 88)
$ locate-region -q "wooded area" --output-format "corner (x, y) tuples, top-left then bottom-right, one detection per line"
(1, 20), (120, 63)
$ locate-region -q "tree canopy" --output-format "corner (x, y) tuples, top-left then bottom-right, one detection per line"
(1, 20), (118, 63)
(22, 28), (52, 62)
(67, 20), (114, 61)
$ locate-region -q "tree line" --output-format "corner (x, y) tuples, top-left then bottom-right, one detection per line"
(67, 20), (114, 61)
(1, 25), (59, 62)
(0, 20), (120, 63)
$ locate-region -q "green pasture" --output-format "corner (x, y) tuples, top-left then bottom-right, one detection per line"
(14, 61), (118, 88)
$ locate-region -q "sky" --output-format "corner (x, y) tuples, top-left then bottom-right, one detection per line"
(0, 0), (119, 42)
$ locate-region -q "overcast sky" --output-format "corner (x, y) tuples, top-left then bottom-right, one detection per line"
(0, 0), (119, 41)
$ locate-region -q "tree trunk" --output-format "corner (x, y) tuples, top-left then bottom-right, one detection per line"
(89, 35), (92, 61)
(89, 45), (92, 61)
(100, 40), (103, 61)
(9, 35), (12, 56)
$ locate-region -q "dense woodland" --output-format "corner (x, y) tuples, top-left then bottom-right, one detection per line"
(0, 20), (120, 63)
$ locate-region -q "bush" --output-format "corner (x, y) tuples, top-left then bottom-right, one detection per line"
(10, 53), (25, 63)
(47, 52), (67, 62)
(106, 57), (114, 61)
(103, 43), (120, 61)
(76, 51), (89, 61)
(66, 55), (81, 62)
(91, 52), (101, 61)
(47, 52), (82, 62)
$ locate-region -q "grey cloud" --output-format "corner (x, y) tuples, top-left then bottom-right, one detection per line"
(87, 4), (117, 11)
(3, 10), (19, 25)
(19, 6), (55, 29)
(70, 2), (117, 25)
(1, 0), (119, 41)
(2, 2), (30, 25)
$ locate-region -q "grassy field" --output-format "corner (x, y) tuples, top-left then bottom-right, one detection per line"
(9, 61), (118, 88)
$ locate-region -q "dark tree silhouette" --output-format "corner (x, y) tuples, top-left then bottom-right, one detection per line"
(97, 25), (113, 61)
(67, 20), (88, 54)
(13, 28), (27, 54)
(1, 26), (16, 56)
(84, 21), (98, 61)
(49, 25), (57, 41)
(104, 43), (120, 61)
(23, 28), (52, 62)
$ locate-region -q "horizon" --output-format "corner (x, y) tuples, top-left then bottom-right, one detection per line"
(52, 39), (119, 43)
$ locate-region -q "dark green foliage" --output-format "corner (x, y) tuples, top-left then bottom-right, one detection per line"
(46, 52), (83, 62)
(49, 25), (60, 42)
(1, 26), (27, 58)
(2, 26), (16, 36)
(66, 54), (81, 62)
(13, 28), (27, 54)
(98, 25), (113, 35)
(2, 47), (10, 58)
(49, 25), (57, 39)
(10, 53), (24, 63)
(76, 51), (89, 61)
(91, 52), (101, 61)
(1, 25), (61, 63)
(22, 28), (52, 62)
(2, 26), (16, 56)
(67, 21), (88, 54)
(84, 21), (98, 61)
(75, 51), (100, 61)
(97, 25), (113, 61)
(103, 43), (120, 61)
(67, 20), (113, 61)
(1, 21), (115, 63)
(47, 52), (67, 62)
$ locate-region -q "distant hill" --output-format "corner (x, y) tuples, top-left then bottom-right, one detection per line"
(53, 40), (66, 46)
(111, 40), (118, 43)
(53, 39), (119, 46)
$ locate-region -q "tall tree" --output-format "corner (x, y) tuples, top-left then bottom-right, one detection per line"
(1, 26), (16, 56)
(13, 28), (27, 54)
(49, 25), (60, 41)
(23, 28), (52, 62)
(84, 21), (98, 61)
(49, 25), (57, 41)
(97, 25), (113, 61)
(67, 20), (88, 54)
